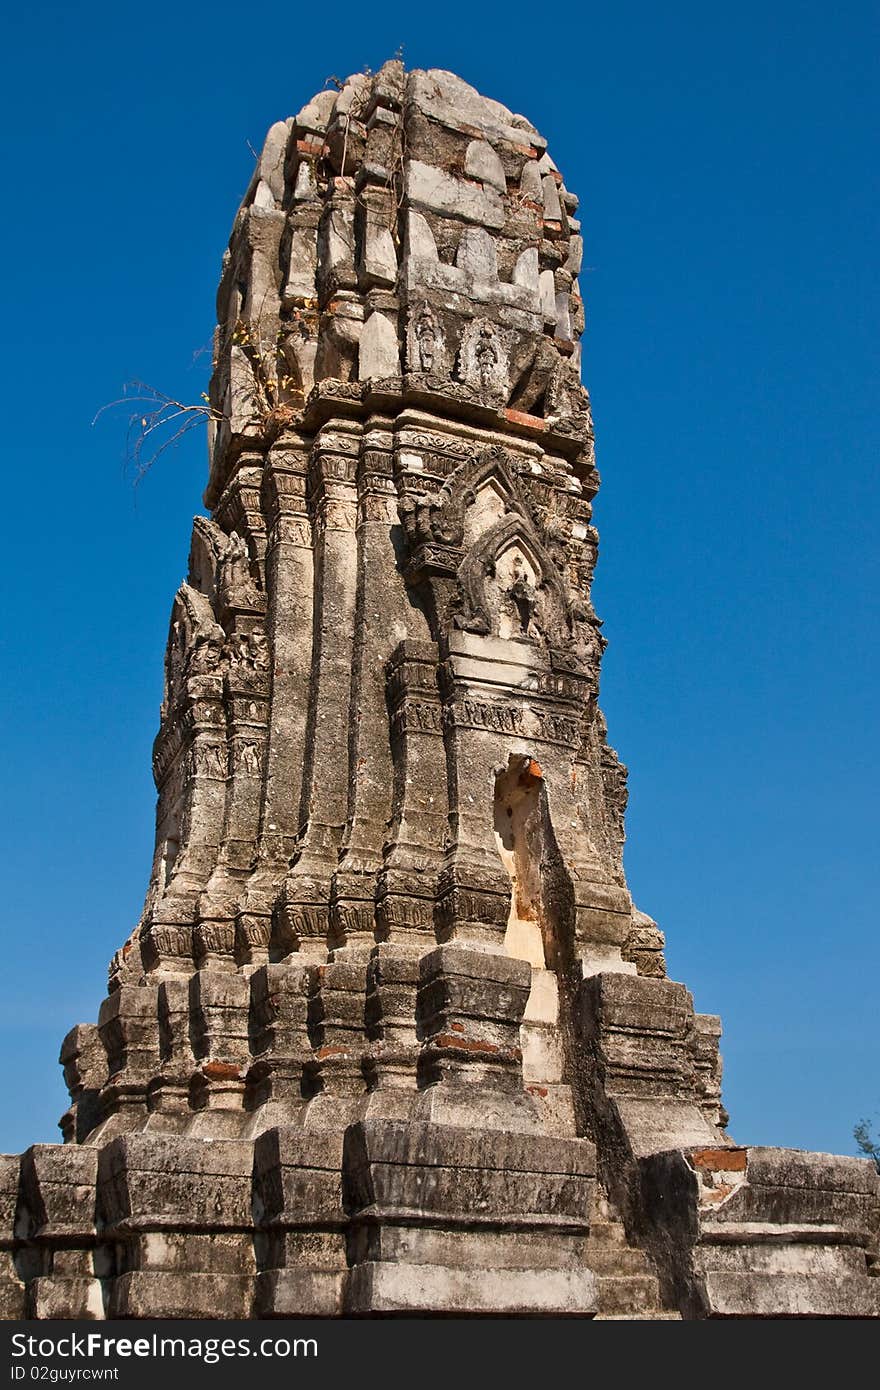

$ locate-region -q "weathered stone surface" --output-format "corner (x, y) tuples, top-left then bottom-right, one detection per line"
(0, 1156), (25, 1318)
(346, 1262), (598, 1316)
(4, 61), (874, 1322)
(637, 1146), (880, 1318)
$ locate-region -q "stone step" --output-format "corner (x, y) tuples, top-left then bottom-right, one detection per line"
(588, 1219), (629, 1247)
(584, 1242), (651, 1276)
(596, 1312), (682, 1321)
(595, 1273), (664, 1317)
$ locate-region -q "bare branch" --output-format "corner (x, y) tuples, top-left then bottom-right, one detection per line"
(93, 379), (221, 485)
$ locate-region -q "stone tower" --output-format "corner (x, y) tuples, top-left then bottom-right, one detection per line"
(3, 64), (878, 1321)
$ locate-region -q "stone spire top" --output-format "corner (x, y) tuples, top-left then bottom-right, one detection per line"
(127, 59), (631, 992)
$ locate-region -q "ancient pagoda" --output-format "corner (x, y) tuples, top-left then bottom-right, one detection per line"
(3, 64), (877, 1320)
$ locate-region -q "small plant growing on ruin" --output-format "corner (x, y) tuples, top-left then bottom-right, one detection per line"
(95, 315), (303, 483)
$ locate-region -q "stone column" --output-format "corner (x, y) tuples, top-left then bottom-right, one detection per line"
(362, 943), (423, 1110)
(376, 640), (448, 945)
(94, 985), (161, 1138)
(188, 970), (251, 1132)
(330, 416), (419, 952)
(237, 442), (314, 957)
(143, 675), (227, 975)
(145, 978), (193, 1130)
(196, 631), (269, 969)
(246, 961), (313, 1126)
(18, 1146), (103, 1319)
(252, 1128), (347, 1317)
(278, 421), (361, 956)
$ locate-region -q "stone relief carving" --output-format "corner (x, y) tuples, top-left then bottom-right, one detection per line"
(218, 531), (264, 610)
(163, 584), (226, 712)
(234, 741), (261, 774)
(191, 744), (227, 779)
(456, 318), (511, 404)
(407, 301), (449, 375)
(223, 630), (270, 676)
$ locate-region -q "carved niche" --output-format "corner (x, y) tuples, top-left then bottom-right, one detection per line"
(406, 300), (450, 376)
(399, 445), (601, 675)
(456, 318), (512, 404)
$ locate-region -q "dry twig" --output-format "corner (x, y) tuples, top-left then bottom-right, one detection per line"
(93, 382), (221, 484)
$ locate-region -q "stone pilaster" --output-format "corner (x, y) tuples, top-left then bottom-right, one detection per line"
(237, 443), (314, 957)
(188, 970), (251, 1129)
(94, 985), (161, 1137)
(330, 416), (421, 951)
(246, 961), (312, 1122)
(278, 421), (361, 956)
(376, 640), (447, 945)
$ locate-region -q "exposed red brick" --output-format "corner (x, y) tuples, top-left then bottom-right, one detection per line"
(201, 1061), (243, 1081)
(433, 1033), (520, 1061)
(504, 407), (547, 431)
(691, 1147), (747, 1172)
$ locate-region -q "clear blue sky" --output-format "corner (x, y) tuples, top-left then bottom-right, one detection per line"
(1, 1), (876, 1157)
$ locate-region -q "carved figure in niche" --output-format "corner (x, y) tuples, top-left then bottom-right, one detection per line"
(485, 544), (553, 643)
(188, 636), (223, 676)
(223, 532), (251, 589)
(218, 531), (265, 613)
(193, 744), (227, 778)
(562, 592), (607, 677)
(505, 556), (540, 639)
(414, 303), (441, 371)
(545, 356), (594, 429)
(497, 553), (539, 639)
(457, 318), (510, 404)
(476, 326), (499, 391)
(238, 742), (260, 774)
